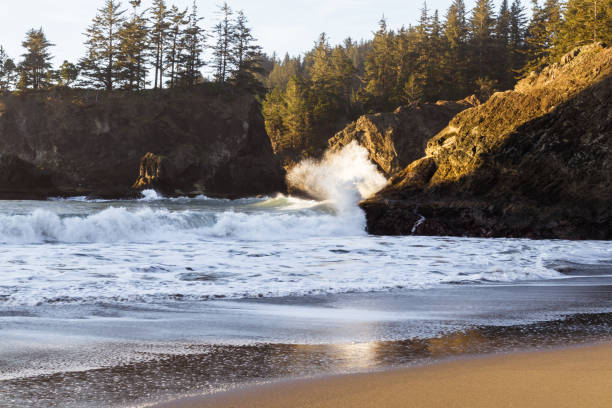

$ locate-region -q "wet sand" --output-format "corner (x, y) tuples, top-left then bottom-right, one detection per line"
(158, 342), (612, 408)
(4, 291), (612, 407)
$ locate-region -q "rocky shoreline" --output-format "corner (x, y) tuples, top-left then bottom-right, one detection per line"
(0, 86), (286, 201)
(361, 43), (612, 240)
(0, 45), (610, 240)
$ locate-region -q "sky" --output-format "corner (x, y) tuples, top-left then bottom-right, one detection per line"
(0, 0), (502, 71)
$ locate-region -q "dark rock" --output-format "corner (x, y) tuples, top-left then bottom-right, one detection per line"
(0, 87), (286, 199)
(362, 43), (612, 240)
(0, 154), (57, 199)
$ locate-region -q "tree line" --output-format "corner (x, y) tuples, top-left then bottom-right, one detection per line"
(262, 0), (612, 163)
(0, 0), (263, 92)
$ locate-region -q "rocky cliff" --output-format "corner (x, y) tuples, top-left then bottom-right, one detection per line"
(0, 154), (58, 199)
(0, 87), (286, 199)
(329, 97), (477, 177)
(362, 43), (612, 240)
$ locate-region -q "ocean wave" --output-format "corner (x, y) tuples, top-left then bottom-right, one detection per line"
(287, 141), (387, 213)
(0, 205), (367, 244)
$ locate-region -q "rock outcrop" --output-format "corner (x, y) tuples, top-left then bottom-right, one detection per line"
(329, 97), (478, 177)
(362, 43), (612, 240)
(0, 87), (286, 199)
(0, 154), (57, 199)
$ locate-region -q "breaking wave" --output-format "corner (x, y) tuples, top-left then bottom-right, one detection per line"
(0, 206), (368, 244)
(287, 141), (387, 213)
(0, 143), (386, 244)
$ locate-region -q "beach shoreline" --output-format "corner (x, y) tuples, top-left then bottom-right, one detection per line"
(4, 285), (612, 408)
(152, 342), (612, 408)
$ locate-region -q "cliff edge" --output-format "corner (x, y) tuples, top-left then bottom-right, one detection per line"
(361, 43), (612, 240)
(0, 87), (286, 199)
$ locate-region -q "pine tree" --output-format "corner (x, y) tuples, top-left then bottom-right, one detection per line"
(558, 0), (612, 51)
(18, 28), (55, 90)
(58, 61), (79, 87)
(543, 0), (563, 57)
(80, 0), (126, 90)
(522, 0), (562, 74)
(445, 0), (468, 49)
(4, 59), (17, 91)
(329, 45), (355, 113)
(0, 46), (17, 92)
(427, 10), (445, 99)
(363, 18), (397, 110)
(230, 10), (264, 92)
(150, 0), (170, 89)
(343, 37), (371, 78)
(392, 26), (416, 101)
(443, 0), (469, 98)
(178, 0), (206, 87)
(308, 33), (334, 122)
(468, 0), (497, 86)
(262, 86), (287, 149)
(117, 0), (149, 90)
(496, 0), (512, 47)
(164, 5), (188, 88)
(392, 27), (414, 102)
(496, 0), (513, 88)
(509, 0), (527, 75)
(307, 33), (355, 121)
(282, 76), (311, 151)
(415, 2), (432, 98)
(212, 2), (235, 83)
(404, 72), (425, 102)
(309, 34), (333, 86)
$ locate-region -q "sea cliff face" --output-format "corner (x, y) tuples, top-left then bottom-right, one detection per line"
(361, 43), (612, 240)
(0, 87), (286, 199)
(329, 97), (478, 177)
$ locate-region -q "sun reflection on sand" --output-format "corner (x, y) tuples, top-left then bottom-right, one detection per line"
(295, 329), (503, 372)
(329, 341), (381, 370)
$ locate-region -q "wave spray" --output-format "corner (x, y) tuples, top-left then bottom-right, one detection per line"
(287, 141), (387, 214)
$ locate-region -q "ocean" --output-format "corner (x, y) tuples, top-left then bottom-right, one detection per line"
(1, 144), (612, 407)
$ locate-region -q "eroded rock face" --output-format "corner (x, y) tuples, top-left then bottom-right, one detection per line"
(362, 43), (612, 239)
(0, 87), (286, 199)
(0, 154), (56, 199)
(132, 152), (174, 194)
(328, 97), (477, 177)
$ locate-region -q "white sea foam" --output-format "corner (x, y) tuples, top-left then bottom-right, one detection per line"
(0, 206), (368, 244)
(139, 189), (162, 201)
(2, 233), (611, 307)
(1, 142), (611, 307)
(287, 141), (387, 213)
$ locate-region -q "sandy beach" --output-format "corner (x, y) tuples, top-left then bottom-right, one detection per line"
(157, 342), (612, 408)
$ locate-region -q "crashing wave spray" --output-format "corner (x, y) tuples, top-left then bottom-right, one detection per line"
(287, 141), (387, 214)
(0, 143), (387, 244)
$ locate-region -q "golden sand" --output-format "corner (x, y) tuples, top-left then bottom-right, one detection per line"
(156, 343), (612, 408)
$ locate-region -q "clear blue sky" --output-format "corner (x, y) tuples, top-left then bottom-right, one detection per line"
(1, 0), (505, 70)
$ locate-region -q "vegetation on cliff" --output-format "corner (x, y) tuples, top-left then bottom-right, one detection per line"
(262, 0), (612, 168)
(362, 43), (612, 239)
